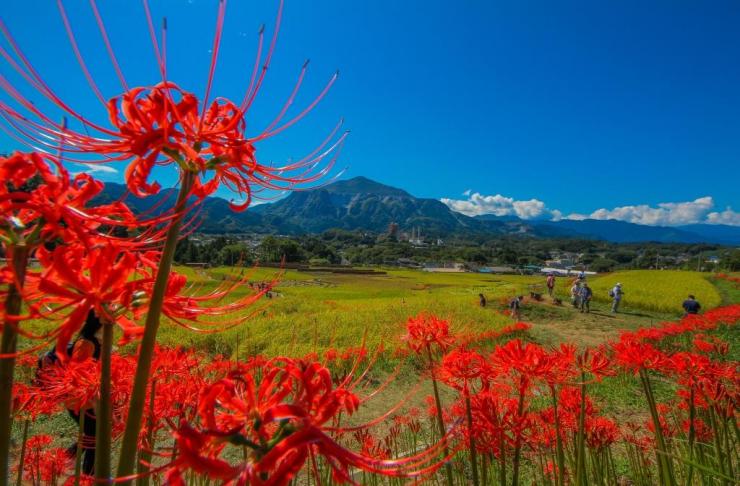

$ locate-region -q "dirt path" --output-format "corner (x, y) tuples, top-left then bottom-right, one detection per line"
(519, 298), (676, 348)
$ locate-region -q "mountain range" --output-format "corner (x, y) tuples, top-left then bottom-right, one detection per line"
(93, 177), (740, 245)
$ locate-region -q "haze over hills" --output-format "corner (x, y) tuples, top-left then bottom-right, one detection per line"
(94, 177), (740, 245)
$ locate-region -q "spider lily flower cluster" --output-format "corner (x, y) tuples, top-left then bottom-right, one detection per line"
(5, 292), (740, 486)
(0, 0), (347, 483)
(396, 307), (738, 486)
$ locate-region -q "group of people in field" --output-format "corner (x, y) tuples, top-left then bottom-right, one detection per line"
(490, 270), (704, 321)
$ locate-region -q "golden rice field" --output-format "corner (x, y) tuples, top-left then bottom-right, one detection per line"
(587, 269), (721, 313)
(145, 267), (723, 357)
(22, 267), (724, 359)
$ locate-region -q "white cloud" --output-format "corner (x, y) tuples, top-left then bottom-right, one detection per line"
(705, 208), (740, 226)
(462, 189), (472, 196)
(74, 163), (119, 175)
(441, 192), (558, 220)
(579, 197), (715, 226)
(441, 193), (740, 226)
(566, 197), (740, 226)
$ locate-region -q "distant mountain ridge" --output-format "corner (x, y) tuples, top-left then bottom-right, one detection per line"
(93, 177), (740, 244)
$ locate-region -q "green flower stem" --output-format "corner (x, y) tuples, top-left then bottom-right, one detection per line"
(707, 407), (728, 486)
(95, 321), (114, 483)
(511, 377), (527, 486)
(464, 394), (479, 486)
(74, 411), (86, 486)
(575, 374), (588, 486)
(639, 368), (676, 486)
(425, 346), (454, 486)
(136, 380), (157, 486)
(549, 384), (566, 486)
(498, 410), (507, 486)
(685, 387), (696, 486)
(0, 245), (29, 486)
(116, 172), (195, 483)
(14, 419), (29, 486)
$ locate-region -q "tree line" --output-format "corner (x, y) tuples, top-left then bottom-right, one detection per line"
(173, 229), (740, 272)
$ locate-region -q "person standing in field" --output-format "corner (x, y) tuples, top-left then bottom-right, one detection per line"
(570, 281), (581, 308)
(546, 274), (556, 297)
(579, 283), (592, 313)
(682, 294), (701, 316)
(610, 283), (623, 313)
(509, 295), (524, 320)
(479, 293), (487, 307)
(37, 309), (102, 476)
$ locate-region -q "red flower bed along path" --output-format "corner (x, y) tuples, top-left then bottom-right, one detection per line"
(8, 306), (739, 485)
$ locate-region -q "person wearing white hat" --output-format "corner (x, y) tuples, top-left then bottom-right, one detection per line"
(610, 283), (623, 313)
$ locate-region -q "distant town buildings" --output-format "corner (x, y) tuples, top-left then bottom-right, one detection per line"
(422, 262), (466, 273)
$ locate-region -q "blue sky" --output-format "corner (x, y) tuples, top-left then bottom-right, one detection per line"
(2, 0), (739, 225)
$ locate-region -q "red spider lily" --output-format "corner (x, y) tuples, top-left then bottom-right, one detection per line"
(28, 346), (208, 441)
(576, 348), (614, 381)
(696, 304), (740, 325)
(611, 337), (670, 374)
(123, 266), (276, 335)
(542, 343), (577, 386)
(26, 239), (270, 355)
(339, 346), (369, 363)
(353, 429), (393, 461)
(105, 82), (347, 207)
(62, 475), (96, 486)
(438, 347), (487, 394)
(681, 417), (713, 443)
(135, 347), (209, 440)
(11, 383), (56, 420)
(625, 304), (740, 345)
(692, 334), (729, 355)
(585, 416), (620, 450)
(664, 352), (717, 388)
(402, 313), (455, 354)
(714, 273), (740, 286)
(558, 386), (595, 419)
(1, 1), (346, 208)
(489, 339), (555, 484)
(490, 339), (553, 386)
(14, 435), (70, 485)
(622, 421), (654, 453)
(34, 356), (99, 414)
(0, 153), (141, 248)
(528, 412), (560, 450)
(167, 356), (454, 485)
(25, 241), (144, 357)
(645, 404), (677, 438)
(467, 389), (523, 457)
(324, 348), (339, 364)
(423, 395), (438, 419)
(547, 386), (596, 435)
(457, 321), (532, 347)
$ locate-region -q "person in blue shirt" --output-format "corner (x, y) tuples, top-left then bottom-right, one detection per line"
(682, 295), (701, 316)
(579, 283), (592, 313)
